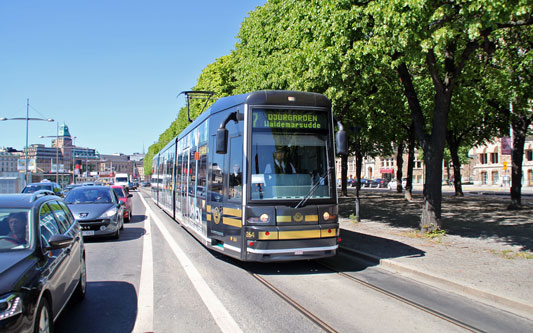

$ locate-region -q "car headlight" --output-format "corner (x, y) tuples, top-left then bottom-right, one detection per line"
(98, 207), (118, 219)
(0, 294), (23, 320)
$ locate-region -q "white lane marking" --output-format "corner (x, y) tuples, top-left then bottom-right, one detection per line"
(133, 203), (154, 333)
(139, 194), (242, 333)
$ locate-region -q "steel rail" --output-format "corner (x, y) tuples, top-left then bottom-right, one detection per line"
(250, 272), (338, 333)
(318, 260), (485, 333)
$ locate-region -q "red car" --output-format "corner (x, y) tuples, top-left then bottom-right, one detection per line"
(111, 185), (132, 222)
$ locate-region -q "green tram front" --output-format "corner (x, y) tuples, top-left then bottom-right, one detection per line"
(210, 91), (343, 262)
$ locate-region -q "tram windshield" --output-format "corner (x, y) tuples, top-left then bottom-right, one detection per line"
(250, 108), (331, 201)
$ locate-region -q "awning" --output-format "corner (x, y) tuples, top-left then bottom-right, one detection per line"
(380, 168), (394, 174)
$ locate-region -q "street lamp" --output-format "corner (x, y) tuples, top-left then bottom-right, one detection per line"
(0, 99), (54, 186)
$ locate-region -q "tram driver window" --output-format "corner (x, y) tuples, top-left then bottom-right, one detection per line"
(228, 136), (243, 201)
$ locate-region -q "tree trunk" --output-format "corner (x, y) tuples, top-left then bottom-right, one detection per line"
(404, 122), (415, 201)
(419, 88), (449, 232)
(354, 144), (363, 222)
(447, 134), (464, 196)
(508, 113), (531, 209)
(341, 154), (348, 197)
(395, 142), (404, 193)
(397, 62), (448, 232)
(421, 146), (444, 232)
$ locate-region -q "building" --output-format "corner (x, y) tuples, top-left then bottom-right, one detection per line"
(469, 136), (533, 186)
(0, 148), (24, 193)
(0, 147), (21, 173)
(336, 135), (533, 188)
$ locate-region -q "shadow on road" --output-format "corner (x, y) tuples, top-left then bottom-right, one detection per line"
(56, 281), (137, 333)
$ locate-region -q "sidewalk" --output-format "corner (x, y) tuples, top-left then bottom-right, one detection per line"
(336, 190), (533, 320)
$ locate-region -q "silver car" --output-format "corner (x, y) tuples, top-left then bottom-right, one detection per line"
(64, 186), (124, 239)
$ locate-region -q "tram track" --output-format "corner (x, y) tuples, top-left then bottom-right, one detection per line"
(250, 272), (338, 333)
(317, 260), (485, 333)
(249, 259), (485, 333)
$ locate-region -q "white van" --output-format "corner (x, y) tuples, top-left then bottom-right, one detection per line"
(114, 173), (129, 188)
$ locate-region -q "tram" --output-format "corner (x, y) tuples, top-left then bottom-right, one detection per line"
(151, 90), (347, 262)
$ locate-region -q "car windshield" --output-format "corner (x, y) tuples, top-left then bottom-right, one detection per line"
(65, 188), (113, 204)
(112, 187), (125, 198)
(250, 108), (332, 201)
(115, 177), (128, 183)
(22, 184), (52, 193)
(0, 209), (31, 251)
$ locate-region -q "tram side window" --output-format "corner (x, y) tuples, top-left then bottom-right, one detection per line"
(175, 153), (183, 205)
(210, 135), (224, 202)
(188, 148), (197, 197)
(228, 136), (243, 201)
(197, 145), (207, 198)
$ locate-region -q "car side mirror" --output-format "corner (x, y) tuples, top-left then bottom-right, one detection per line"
(45, 234), (73, 250)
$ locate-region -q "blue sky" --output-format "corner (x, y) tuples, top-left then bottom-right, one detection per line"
(0, 0), (265, 155)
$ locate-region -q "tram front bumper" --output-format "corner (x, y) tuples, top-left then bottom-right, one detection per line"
(244, 224), (339, 262)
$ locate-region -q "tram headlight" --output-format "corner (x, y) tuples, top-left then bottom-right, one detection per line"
(323, 212), (330, 220)
(247, 213), (270, 224)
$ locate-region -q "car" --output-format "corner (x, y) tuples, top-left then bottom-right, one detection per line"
(111, 185), (133, 222)
(141, 181), (151, 187)
(127, 182), (137, 191)
(0, 191), (86, 332)
(370, 178), (389, 188)
(349, 178), (369, 187)
(22, 181), (64, 197)
(64, 184), (82, 194)
(64, 186), (125, 239)
(388, 178), (408, 190)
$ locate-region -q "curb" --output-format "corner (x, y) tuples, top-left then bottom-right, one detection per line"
(339, 246), (533, 320)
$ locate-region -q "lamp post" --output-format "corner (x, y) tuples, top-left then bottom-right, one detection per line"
(0, 98), (54, 186)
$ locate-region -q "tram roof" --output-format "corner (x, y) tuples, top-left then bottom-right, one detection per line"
(157, 90), (330, 155)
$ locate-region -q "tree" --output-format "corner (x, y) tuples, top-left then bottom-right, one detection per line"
(486, 25), (533, 208)
(358, 0), (532, 231)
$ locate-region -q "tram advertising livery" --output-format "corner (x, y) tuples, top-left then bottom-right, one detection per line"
(152, 90), (347, 262)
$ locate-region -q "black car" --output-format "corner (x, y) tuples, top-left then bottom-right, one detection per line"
(0, 191), (86, 332)
(64, 186), (125, 239)
(22, 181), (64, 197)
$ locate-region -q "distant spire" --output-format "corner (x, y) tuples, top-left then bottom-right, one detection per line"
(142, 142), (145, 154)
(59, 123), (72, 138)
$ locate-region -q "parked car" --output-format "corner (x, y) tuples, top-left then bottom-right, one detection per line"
(111, 185), (133, 222)
(0, 191), (86, 332)
(22, 181), (64, 197)
(370, 178), (389, 188)
(349, 178), (369, 187)
(388, 178), (408, 190)
(64, 186), (124, 239)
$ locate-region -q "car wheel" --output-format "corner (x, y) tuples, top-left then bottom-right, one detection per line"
(34, 297), (52, 333)
(113, 226), (120, 239)
(74, 255), (87, 301)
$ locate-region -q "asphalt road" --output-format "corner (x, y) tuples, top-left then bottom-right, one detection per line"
(53, 189), (532, 332)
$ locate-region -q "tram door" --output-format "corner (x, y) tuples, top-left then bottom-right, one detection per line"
(175, 152), (183, 221)
(208, 135), (225, 240)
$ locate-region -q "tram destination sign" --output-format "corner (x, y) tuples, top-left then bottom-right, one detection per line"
(253, 109), (328, 130)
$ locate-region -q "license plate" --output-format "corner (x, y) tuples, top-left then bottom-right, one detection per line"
(295, 250), (303, 255)
(82, 231), (95, 236)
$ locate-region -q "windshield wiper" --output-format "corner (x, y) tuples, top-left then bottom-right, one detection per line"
(294, 167), (332, 209)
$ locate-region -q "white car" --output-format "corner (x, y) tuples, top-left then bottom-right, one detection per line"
(388, 178), (407, 190)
